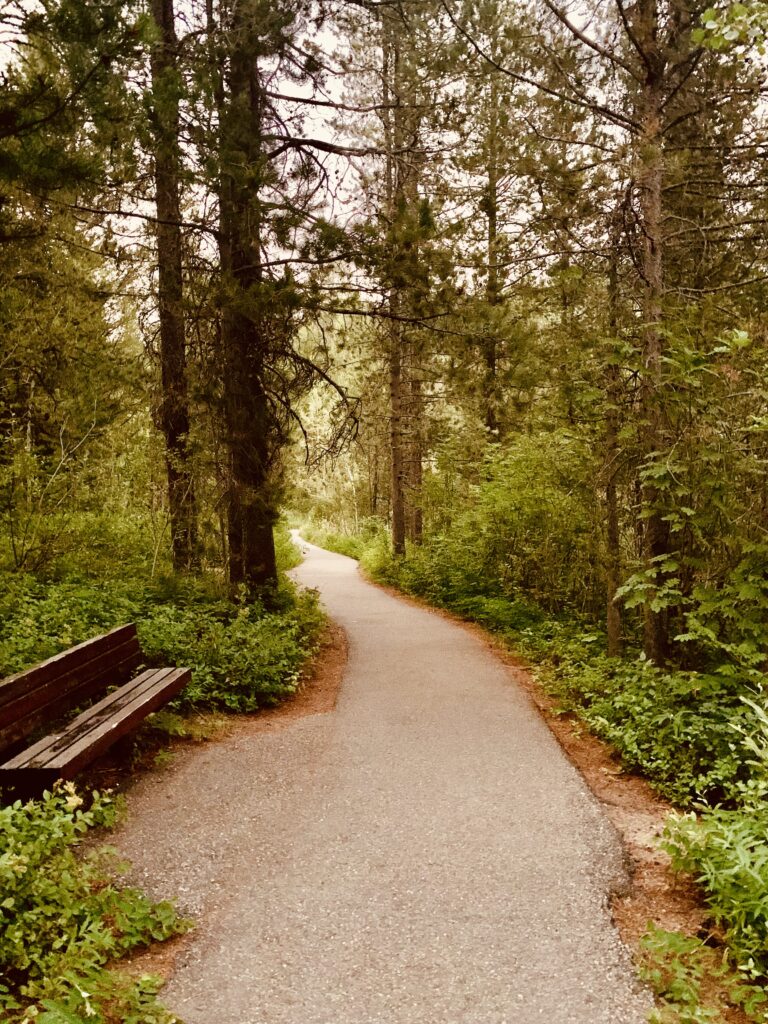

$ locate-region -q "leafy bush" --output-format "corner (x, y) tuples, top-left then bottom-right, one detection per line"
(274, 520), (302, 570)
(640, 926), (768, 1023)
(351, 437), (600, 619)
(0, 567), (323, 715)
(657, 697), (768, 984)
(0, 785), (187, 1023)
(664, 806), (768, 981)
(301, 517), (385, 561)
(138, 585), (324, 712)
(543, 657), (754, 807)
(365, 435), (602, 616)
(0, 573), (146, 676)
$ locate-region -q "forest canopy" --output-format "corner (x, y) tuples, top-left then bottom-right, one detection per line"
(1, 0), (767, 678)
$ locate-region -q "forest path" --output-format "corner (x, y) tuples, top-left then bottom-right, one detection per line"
(116, 540), (651, 1024)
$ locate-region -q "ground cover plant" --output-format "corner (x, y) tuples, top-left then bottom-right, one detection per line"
(300, 520), (384, 562)
(0, 785), (188, 1024)
(0, 528), (322, 715)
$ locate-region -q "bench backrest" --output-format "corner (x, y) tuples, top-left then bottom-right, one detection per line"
(0, 624), (142, 756)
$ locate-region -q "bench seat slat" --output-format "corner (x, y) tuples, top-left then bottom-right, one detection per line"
(0, 641), (143, 753)
(0, 666), (190, 792)
(3, 668), (170, 769)
(47, 668), (190, 777)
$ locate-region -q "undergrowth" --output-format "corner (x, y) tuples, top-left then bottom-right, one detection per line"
(0, 529), (323, 715)
(0, 784), (189, 1024)
(299, 519), (382, 561)
(138, 586), (324, 712)
(641, 927), (768, 1023)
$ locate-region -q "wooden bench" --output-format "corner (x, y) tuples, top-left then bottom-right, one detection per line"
(0, 623), (190, 799)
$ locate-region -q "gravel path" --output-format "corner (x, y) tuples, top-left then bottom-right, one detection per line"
(115, 540), (651, 1024)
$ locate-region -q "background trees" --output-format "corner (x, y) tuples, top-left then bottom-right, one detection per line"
(1, 0), (356, 590)
(3, 0), (768, 670)
(302, 0), (768, 676)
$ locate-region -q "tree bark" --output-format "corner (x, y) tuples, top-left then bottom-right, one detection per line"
(483, 73), (500, 437)
(149, 0), (197, 571)
(381, 7), (427, 550)
(216, 0), (278, 592)
(605, 207), (624, 657)
(405, 358), (423, 544)
(636, 3), (670, 664)
(382, 12), (407, 556)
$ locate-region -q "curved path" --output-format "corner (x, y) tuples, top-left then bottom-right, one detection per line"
(116, 541), (650, 1024)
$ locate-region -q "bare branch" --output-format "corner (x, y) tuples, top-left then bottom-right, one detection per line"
(265, 90), (396, 113)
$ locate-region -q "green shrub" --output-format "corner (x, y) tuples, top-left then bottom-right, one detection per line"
(138, 585), (324, 713)
(274, 521), (302, 570)
(664, 807), (768, 980)
(543, 657), (753, 806)
(0, 785), (187, 1023)
(0, 566), (323, 716)
(658, 698), (768, 981)
(0, 573), (145, 676)
(301, 517), (385, 561)
(364, 436), (602, 616)
(640, 925), (768, 1023)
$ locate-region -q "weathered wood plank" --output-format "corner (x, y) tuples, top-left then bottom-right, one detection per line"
(0, 640), (143, 753)
(49, 669), (190, 777)
(0, 667), (191, 796)
(3, 668), (171, 768)
(0, 625), (138, 709)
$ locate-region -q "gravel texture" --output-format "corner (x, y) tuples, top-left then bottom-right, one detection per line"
(114, 540), (652, 1024)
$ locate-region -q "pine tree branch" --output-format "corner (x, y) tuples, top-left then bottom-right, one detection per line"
(268, 135), (414, 159)
(614, 0), (651, 70)
(541, 0), (641, 80)
(440, 0), (640, 133)
(265, 91), (396, 113)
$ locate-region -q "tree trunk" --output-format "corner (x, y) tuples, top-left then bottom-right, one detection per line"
(389, 317), (407, 556)
(483, 74), (500, 437)
(382, 12), (407, 557)
(149, 0), (197, 571)
(636, 11), (670, 664)
(405, 358), (423, 544)
(381, 7), (427, 550)
(605, 208), (623, 657)
(216, 0), (277, 592)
